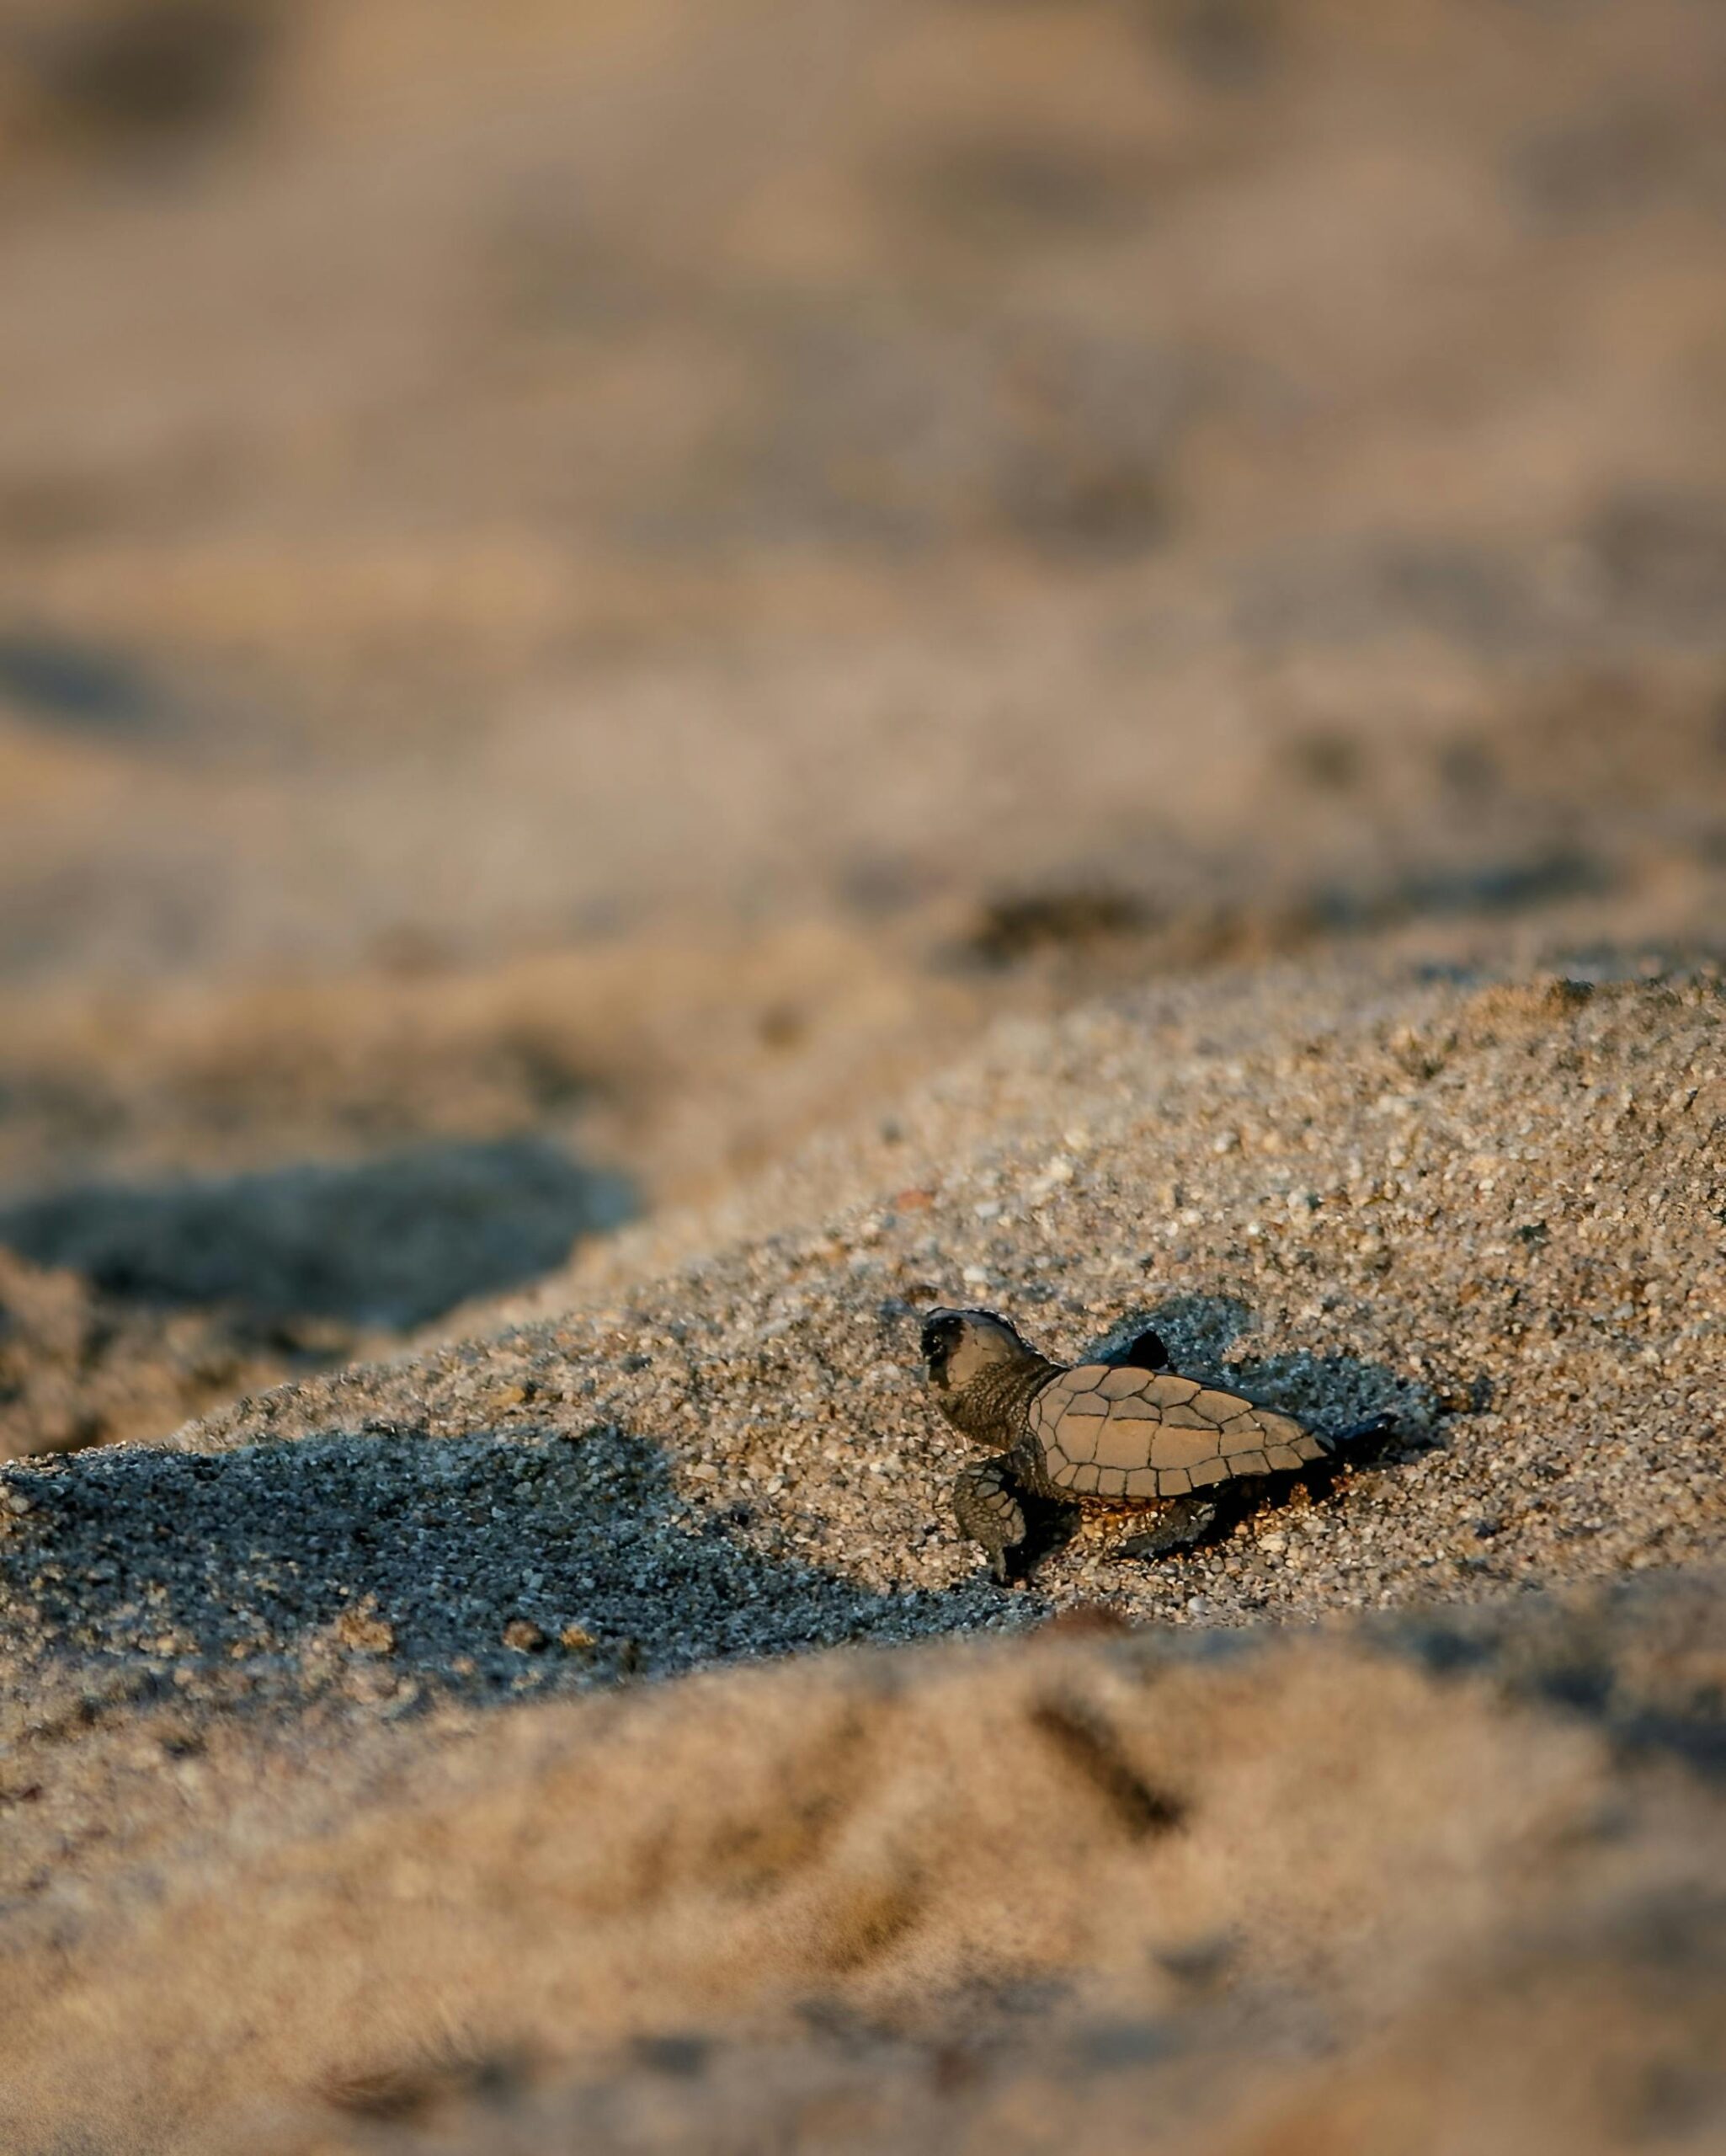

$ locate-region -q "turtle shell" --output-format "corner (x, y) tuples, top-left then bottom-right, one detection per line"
(1027, 1363), (1330, 1500)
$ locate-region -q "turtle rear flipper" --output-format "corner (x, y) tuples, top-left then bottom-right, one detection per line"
(1115, 1497), (1220, 1561)
(1330, 1411), (1398, 1448)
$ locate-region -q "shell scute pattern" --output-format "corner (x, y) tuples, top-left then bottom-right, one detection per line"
(1063, 1395), (1109, 1418)
(1097, 1366), (1148, 1400)
(1030, 1363), (1325, 1500)
(1147, 1426), (1221, 1474)
(1095, 1421), (1152, 1470)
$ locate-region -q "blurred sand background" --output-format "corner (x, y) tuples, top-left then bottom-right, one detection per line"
(0, 2), (1723, 2148)
(2, 0), (1723, 1447)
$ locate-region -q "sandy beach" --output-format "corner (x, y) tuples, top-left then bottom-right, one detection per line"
(0, 2), (1723, 2146)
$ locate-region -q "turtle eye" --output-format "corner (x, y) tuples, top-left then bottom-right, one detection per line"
(920, 1317), (954, 1363)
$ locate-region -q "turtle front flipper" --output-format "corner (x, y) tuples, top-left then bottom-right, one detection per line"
(1113, 1496), (1220, 1562)
(953, 1456), (1035, 1585)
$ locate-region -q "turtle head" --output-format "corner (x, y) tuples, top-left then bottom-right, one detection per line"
(920, 1308), (1046, 1439)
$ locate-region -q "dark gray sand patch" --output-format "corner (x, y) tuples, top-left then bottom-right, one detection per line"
(0, 1138), (635, 1331)
(0, 631), (160, 735)
(9, 0), (284, 157)
(0, 1427), (1016, 1710)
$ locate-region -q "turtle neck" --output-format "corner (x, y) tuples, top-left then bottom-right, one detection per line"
(939, 1352), (1057, 1449)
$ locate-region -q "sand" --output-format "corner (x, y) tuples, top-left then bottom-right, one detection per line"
(1, 1), (1724, 2147)
(0, 953), (1723, 2149)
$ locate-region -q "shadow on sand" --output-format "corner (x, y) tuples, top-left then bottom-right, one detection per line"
(0, 1423), (1006, 1710)
(1087, 1291), (1442, 1442)
(0, 1138), (635, 1331)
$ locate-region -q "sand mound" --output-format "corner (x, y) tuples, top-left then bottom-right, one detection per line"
(0, 956), (1721, 2149)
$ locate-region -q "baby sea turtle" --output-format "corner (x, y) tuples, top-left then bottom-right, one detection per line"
(920, 1307), (1391, 1584)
